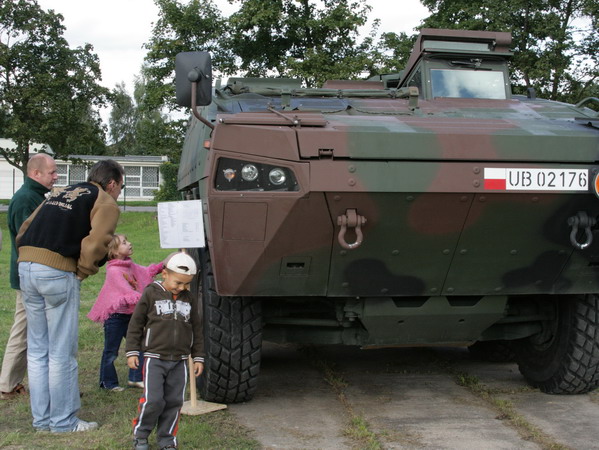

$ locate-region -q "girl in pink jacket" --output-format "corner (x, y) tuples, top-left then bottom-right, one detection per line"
(88, 234), (163, 391)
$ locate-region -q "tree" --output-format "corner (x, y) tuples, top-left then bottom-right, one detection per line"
(226, 0), (377, 87)
(134, 69), (187, 162)
(143, 0), (381, 113)
(143, 0), (231, 111)
(366, 31), (417, 78)
(419, 0), (599, 102)
(107, 72), (186, 162)
(0, 0), (109, 174)
(108, 83), (137, 156)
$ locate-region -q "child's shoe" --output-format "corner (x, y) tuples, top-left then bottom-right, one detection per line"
(133, 438), (149, 450)
(128, 381), (144, 389)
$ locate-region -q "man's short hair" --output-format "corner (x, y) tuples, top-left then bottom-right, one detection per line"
(27, 153), (54, 175)
(87, 159), (125, 190)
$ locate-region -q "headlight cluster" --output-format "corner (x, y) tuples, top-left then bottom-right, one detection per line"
(215, 157), (299, 191)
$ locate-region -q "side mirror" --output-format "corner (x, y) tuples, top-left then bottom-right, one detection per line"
(175, 51), (212, 107)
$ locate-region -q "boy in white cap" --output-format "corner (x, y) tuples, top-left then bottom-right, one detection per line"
(125, 252), (204, 450)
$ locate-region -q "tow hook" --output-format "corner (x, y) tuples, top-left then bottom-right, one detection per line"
(337, 209), (367, 250)
(568, 211), (596, 250)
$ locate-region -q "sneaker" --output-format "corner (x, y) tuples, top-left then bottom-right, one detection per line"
(128, 381), (144, 389)
(1, 384), (27, 399)
(109, 386), (125, 392)
(133, 438), (149, 450)
(72, 419), (99, 432)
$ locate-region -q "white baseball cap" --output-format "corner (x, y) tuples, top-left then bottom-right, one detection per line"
(165, 252), (197, 275)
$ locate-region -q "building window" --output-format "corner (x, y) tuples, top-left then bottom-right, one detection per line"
(57, 164), (68, 186)
(55, 162), (161, 198)
(70, 164), (87, 183)
(123, 166), (160, 198)
(56, 164), (87, 186)
(124, 166), (141, 197)
(142, 167), (159, 197)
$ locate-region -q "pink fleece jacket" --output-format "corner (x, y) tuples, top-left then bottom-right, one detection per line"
(87, 258), (164, 323)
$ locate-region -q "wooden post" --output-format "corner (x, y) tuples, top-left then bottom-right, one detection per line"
(181, 356), (227, 416)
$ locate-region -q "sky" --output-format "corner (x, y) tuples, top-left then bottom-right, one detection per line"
(35, 0), (430, 98)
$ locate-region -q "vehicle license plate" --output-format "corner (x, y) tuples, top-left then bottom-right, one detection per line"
(484, 168), (588, 191)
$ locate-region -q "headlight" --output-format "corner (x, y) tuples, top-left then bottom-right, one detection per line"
(215, 157), (299, 191)
(241, 164), (259, 181)
(268, 168), (286, 185)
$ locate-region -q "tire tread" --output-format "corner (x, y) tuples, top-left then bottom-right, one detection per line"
(199, 252), (263, 403)
(517, 295), (599, 394)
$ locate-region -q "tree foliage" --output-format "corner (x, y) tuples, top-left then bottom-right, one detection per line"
(143, 0), (232, 111)
(108, 73), (186, 162)
(226, 0), (376, 87)
(153, 161), (180, 201)
(420, 0), (599, 102)
(366, 31), (417, 78)
(108, 82), (137, 156)
(0, 0), (109, 174)
(143, 0), (379, 99)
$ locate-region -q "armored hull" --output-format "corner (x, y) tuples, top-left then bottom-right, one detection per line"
(175, 29), (599, 402)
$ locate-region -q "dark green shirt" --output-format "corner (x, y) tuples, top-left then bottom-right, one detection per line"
(8, 177), (50, 289)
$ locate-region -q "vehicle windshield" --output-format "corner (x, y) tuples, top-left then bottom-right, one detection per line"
(430, 69), (506, 99)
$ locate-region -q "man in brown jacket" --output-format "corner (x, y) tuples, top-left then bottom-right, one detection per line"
(17, 159), (125, 433)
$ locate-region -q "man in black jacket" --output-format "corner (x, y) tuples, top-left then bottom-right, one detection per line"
(17, 159), (124, 433)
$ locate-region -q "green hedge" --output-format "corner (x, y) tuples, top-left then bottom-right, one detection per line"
(153, 162), (180, 201)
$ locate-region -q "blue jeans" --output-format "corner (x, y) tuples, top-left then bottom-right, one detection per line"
(19, 262), (81, 433)
(100, 313), (143, 389)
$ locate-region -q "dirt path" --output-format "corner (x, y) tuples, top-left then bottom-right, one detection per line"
(229, 343), (599, 449)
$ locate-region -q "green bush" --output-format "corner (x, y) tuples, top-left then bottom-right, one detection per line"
(153, 162), (180, 201)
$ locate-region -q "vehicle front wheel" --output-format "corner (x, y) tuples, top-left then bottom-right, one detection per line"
(193, 248), (263, 403)
(514, 294), (599, 394)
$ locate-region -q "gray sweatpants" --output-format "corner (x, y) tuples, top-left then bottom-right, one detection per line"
(133, 358), (187, 448)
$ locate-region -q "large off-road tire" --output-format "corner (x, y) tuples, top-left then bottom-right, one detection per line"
(191, 247), (263, 403)
(514, 294), (599, 394)
(468, 340), (515, 362)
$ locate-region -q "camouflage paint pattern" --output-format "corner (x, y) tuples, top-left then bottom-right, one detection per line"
(177, 29), (599, 347)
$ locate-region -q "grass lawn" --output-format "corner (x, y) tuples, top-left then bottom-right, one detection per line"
(0, 212), (258, 449)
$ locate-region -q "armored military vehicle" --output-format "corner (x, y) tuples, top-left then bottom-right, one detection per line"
(174, 28), (599, 403)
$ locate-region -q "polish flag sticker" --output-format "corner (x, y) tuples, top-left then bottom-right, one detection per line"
(483, 168), (507, 190)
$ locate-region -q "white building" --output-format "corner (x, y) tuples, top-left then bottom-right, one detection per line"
(0, 141), (168, 200)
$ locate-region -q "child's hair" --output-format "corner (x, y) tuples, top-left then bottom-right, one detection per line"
(107, 234), (126, 260)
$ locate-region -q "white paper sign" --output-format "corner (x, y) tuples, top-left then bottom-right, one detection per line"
(157, 200), (205, 249)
